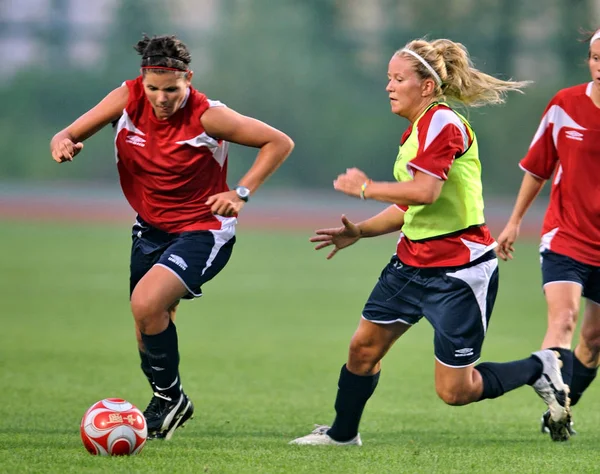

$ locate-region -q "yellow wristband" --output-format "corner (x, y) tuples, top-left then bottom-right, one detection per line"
(360, 180), (372, 200)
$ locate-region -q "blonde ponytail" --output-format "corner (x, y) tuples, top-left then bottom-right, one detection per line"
(397, 38), (531, 107)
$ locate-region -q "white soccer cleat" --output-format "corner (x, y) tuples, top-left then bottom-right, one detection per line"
(289, 425), (362, 446)
(531, 349), (571, 441)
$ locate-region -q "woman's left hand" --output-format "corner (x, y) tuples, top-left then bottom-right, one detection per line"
(206, 190), (245, 217)
(333, 168), (370, 198)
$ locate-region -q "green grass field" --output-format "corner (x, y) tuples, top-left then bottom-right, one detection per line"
(0, 220), (598, 473)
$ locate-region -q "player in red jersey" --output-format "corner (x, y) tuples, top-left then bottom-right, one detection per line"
(50, 34), (294, 440)
(497, 29), (600, 439)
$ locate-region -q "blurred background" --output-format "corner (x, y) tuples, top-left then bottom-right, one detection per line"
(0, 0), (598, 229)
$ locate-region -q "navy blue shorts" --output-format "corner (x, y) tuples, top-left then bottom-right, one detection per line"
(130, 216), (236, 299)
(362, 251), (499, 367)
(541, 250), (600, 304)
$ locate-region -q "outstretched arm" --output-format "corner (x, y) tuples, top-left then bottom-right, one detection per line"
(50, 85), (129, 163)
(356, 204), (406, 237)
(310, 205), (405, 259)
(496, 172), (546, 260)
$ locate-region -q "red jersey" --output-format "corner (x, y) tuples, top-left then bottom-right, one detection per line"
(396, 222), (495, 268)
(395, 105), (496, 267)
(520, 83), (600, 266)
(114, 76), (235, 233)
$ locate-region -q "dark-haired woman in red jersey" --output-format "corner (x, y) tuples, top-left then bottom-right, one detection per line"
(50, 34), (294, 440)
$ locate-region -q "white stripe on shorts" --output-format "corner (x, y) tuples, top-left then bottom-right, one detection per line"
(445, 258), (498, 334)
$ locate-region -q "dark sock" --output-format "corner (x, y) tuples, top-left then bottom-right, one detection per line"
(476, 356), (543, 401)
(140, 320), (182, 400)
(327, 365), (380, 442)
(139, 349), (156, 392)
(570, 355), (598, 406)
(549, 347), (574, 386)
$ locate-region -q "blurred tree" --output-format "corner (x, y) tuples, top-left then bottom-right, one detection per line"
(104, 0), (173, 79)
(495, 0), (519, 75)
(47, 0), (71, 70)
(0, 0), (595, 197)
(558, 0), (594, 80)
(201, 0), (396, 186)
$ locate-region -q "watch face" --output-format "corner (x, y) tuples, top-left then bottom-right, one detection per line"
(236, 186), (250, 199)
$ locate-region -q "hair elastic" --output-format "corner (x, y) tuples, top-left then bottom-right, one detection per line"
(401, 48), (442, 86)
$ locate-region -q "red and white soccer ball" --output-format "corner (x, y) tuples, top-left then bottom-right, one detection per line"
(80, 398), (147, 456)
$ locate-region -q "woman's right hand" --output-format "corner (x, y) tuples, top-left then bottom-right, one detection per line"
(51, 137), (84, 163)
(309, 214), (361, 259)
(496, 222), (520, 261)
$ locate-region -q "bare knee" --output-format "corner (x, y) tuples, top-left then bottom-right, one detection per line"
(347, 338), (382, 375)
(131, 293), (169, 334)
(548, 307), (578, 335)
(435, 372), (480, 406)
(435, 385), (474, 406)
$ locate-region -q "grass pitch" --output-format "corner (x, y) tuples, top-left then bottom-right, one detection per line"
(0, 221), (597, 473)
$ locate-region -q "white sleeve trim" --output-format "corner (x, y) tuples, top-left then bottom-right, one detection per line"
(208, 99), (226, 108)
(518, 163), (547, 180)
(407, 162), (444, 180)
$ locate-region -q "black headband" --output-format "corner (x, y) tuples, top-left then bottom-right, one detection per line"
(141, 55), (189, 72)
(143, 55), (186, 63)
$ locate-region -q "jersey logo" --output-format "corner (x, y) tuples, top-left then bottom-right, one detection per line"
(565, 130), (583, 141)
(126, 134), (146, 147)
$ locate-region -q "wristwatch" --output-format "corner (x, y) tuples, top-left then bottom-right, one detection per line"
(234, 186), (250, 202)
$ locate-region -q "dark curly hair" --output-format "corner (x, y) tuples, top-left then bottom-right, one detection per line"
(134, 34), (191, 72)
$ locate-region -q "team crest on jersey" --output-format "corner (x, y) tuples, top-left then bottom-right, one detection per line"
(126, 134), (146, 147)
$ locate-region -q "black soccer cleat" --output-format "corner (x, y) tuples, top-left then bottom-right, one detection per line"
(541, 409), (576, 438)
(143, 391), (194, 440)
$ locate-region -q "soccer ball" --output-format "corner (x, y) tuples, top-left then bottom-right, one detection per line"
(80, 398), (147, 456)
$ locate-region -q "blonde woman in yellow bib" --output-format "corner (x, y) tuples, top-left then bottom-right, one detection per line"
(290, 38), (572, 445)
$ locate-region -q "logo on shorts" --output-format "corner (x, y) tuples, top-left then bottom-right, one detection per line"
(455, 348), (474, 357)
(126, 134), (146, 147)
(168, 254), (188, 271)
